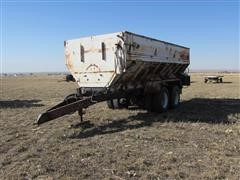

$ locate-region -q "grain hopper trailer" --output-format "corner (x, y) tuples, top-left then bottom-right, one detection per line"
(36, 31), (190, 125)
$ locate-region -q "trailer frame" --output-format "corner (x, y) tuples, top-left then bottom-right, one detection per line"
(36, 77), (189, 125)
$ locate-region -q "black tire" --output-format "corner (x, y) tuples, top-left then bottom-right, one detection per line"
(169, 86), (180, 109)
(106, 98), (128, 109)
(220, 78), (223, 83)
(152, 87), (169, 112)
(107, 100), (114, 109)
(144, 94), (153, 112)
(112, 99), (121, 109)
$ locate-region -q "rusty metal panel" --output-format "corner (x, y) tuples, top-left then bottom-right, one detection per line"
(64, 32), (125, 88)
(123, 31), (189, 65)
(64, 31), (190, 88)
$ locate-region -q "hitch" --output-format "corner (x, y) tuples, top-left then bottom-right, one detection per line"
(35, 96), (93, 125)
(35, 90), (127, 125)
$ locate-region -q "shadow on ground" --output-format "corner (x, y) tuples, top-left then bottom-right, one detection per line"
(205, 81), (232, 84)
(69, 98), (240, 139)
(0, 100), (44, 108)
(220, 81), (233, 84)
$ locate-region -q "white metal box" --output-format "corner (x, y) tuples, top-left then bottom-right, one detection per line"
(64, 31), (190, 88)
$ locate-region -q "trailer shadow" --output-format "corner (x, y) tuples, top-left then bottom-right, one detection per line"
(70, 98), (240, 139)
(0, 100), (44, 108)
(220, 81), (233, 84)
(205, 81), (232, 84)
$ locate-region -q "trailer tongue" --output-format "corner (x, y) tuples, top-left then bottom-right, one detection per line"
(35, 90), (127, 125)
(36, 96), (92, 125)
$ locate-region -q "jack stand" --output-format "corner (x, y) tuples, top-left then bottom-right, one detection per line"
(78, 109), (83, 122)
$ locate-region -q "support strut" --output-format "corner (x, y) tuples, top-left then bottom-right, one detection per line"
(35, 91), (127, 125)
(35, 97), (93, 125)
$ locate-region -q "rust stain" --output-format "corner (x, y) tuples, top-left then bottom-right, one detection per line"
(80, 70), (115, 74)
(85, 64), (101, 72)
(180, 50), (189, 60)
(65, 54), (73, 70)
(64, 31), (190, 88)
(84, 48), (110, 53)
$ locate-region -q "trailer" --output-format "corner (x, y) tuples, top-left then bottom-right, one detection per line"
(36, 31), (190, 125)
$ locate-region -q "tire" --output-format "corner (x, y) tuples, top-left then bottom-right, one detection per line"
(112, 99), (121, 109)
(169, 86), (180, 109)
(152, 87), (169, 112)
(106, 98), (128, 109)
(107, 100), (114, 109)
(220, 78), (223, 83)
(144, 94), (153, 112)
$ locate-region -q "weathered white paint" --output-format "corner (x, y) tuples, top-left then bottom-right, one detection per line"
(64, 31), (190, 88)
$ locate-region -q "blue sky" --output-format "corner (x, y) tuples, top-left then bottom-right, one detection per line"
(1, 0), (239, 72)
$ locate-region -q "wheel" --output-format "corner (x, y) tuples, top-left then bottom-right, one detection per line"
(106, 98), (128, 109)
(204, 78), (208, 83)
(220, 78), (223, 83)
(106, 99), (119, 109)
(118, 98), (129, 108)
(152, 87), (169, 112)
(112, 99), (121, 109)
(144, 94), (153, 112)
(169, 86), (180, 109)
(107, 100), (114, 109)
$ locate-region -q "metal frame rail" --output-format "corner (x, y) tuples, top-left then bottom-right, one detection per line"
(35, 91), (126, 125)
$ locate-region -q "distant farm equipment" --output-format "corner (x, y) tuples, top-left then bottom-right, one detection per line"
(65, 74), (75, 82)
(204, 76), (223, 83)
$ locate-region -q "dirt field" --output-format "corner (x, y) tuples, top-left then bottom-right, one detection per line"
(0, 73), (239, 179)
